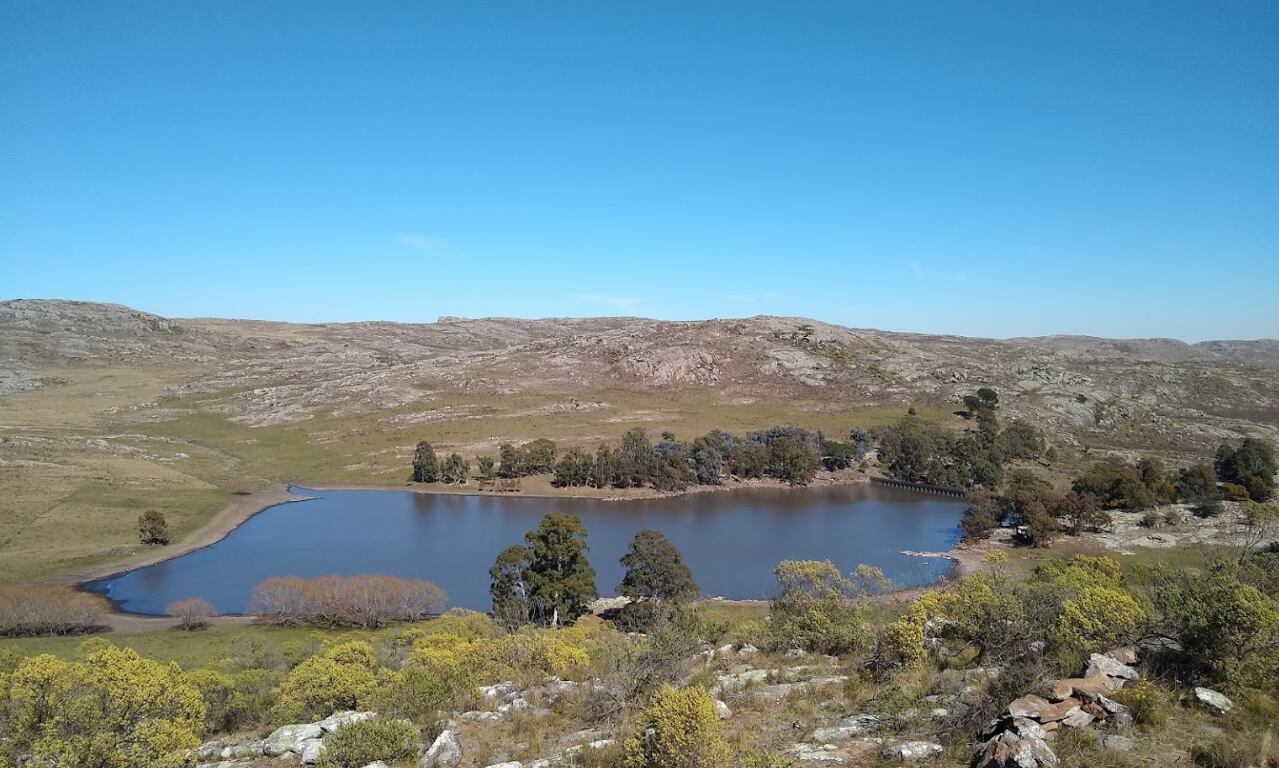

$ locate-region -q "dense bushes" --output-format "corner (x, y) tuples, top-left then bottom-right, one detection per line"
(316, 717), (419, 768)
(1215, 437), (1277, 501)
(768, 560), (885, 654)
(0, 642), (206, 767)
(272, 641), (379, 724)
(250, 574), (446, 628)
(0, 585), (108, 636)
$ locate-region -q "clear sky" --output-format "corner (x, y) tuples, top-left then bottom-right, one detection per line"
(1, 1), (1276, 341)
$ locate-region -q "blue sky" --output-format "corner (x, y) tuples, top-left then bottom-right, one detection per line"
(1, 1), (1276, 341)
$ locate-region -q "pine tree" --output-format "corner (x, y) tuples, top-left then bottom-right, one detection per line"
(523, 513), (597, 627)
(411, 441), (440, 483)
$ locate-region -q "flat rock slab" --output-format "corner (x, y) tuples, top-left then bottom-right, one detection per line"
(1050, 675), (1121, 700)
(1194, 687), (1234, 715)
(264, 723), (324, 757)
(1085, 653), (1139, 681)
(1007, 695), (1081, 723)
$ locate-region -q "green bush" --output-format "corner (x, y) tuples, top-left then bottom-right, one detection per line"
(623, 686), (729, 768)
(1115, 680), (1169, 729)
(316, 717), (419, 768)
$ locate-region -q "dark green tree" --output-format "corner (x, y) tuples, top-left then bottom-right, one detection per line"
(411, 441), (440, 483)
(524, 438), (558, 474)
(618, 530), (698, 604)
(476, 456), (497, 482)
(552, 447), (593, 487)
(1215, 438), (1277, 501)
(523, 513), (597, 627)
(489, 544), (531, 628)
(138, 510), (169, 545)
(768, 436), (820, 485)
(497, 443), (523, 478)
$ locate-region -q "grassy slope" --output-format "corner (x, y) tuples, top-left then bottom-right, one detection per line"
(0, 369), (950, 586)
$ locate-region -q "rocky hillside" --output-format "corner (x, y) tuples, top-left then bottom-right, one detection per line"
(3, 299), (1277, 454)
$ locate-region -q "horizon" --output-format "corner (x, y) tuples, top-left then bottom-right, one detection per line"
(2, 2), (1277, 342)
(5, 295), (1277, 345)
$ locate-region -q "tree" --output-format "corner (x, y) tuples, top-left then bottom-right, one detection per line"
(525, 438), (558, 474)
(138, 510), (170, 545)
(591, 444), (619, 488)
(622, 686), (730, 768)
(689, 442), (723, 485)
(441, 452), (469, 484)
(619, 428), (655, 487)
(768, 435), (820, 485)
(1019, 500), (1060, 547)
(1057, 491), (1110, 534)
(497, 443), (523, 478)
(1177, 463), (1219, 503)
(523, 513), (598, 627)
(411, 441), (440, 483)
(821, 440), (859, 471)
(1000, 420), (1046, 460)
(1072, 458), (1155, 510)
(552, 446), (594, 487)
(960, 491), (1002, 541)
(619, 530), (698, 604)
(476, 456), (497, 484)
(1216, 438), (1277, 501)
(167, 598), (217, 631)
(489, 544), (531, 628)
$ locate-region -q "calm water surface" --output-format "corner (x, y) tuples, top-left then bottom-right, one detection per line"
(89, 484), (965, 615)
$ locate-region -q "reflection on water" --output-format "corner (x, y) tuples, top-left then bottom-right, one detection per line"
(88, 484), (965, 615)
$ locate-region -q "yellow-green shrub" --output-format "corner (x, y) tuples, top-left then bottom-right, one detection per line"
(1114, 680), (1169, 729)
(622, 686), (729, 768)
(271, 641), (378, 724)
(315, 717), (419, 768)
(0, 643), (206, 768)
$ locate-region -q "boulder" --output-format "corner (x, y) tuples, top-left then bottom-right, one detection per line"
(480, 681), (519, 701)
(362, 763), (390, 768)
(787, 743), (846, 762)
(318, 710), (376, 733)
(1084, 653), (1139, 681)
(420, 729), (463, 768)
(264, 723), (325, 757)
(810, 714), (880, 742)
(713, 699), (733, 719)
(300, 738), (326, 764)
(1194, 687), (1234, 715)
(1007, 695), (1080, 723)
(881, 741), (943, 760)
(1104, 647), (1138, 665)
(484, 763), (524, 768)
(221, 740), (265, 760)
(497, 696), (529, 715)
(1050, 675), (1119, 700)
(973, 726), (1059, 768)
(1059, 708), (1095, 729)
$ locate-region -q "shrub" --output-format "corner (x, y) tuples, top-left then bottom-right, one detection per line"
(250, 573), (446, 627)
(1222, 483), (1251, 502)
(316, 717), (419, 768)
(271, 641), (379, 724)
(0, 585), (107, 636)
(138, 509), (170, 544)
(768, 561), (883, 654)
(622, 686), (729, 768)
(167, 597), (217, 630)
(1115, 680), (1169, 729)
(1, 643), (206, 768)
(1140, 510), (1161, 528)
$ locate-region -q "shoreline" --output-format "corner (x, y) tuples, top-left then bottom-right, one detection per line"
(68, 468), (969, 626)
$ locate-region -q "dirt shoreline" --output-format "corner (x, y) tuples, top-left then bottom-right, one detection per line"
(68, 469), (967, 630)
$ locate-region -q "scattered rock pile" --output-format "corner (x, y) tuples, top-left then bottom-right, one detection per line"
(973, 648), (1141, 768)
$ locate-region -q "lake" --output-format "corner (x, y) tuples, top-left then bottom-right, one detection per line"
(87, 484), (966, 615)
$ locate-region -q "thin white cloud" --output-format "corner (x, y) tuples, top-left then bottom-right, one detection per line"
(395, 233), (447, 251)
(574, 293), (643, 312)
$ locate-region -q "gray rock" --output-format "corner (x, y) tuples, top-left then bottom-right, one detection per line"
(361, 763), (391, 768)
(1059, 708), (1095, 728)
(484, 763), (524, 768)
(264, 723), (325, 757)
(788, 743), (847, 762)
(713, 699), (732, 719)
(1100, 735), (1138, 751)
(459, 710), (502, 723)
(1194, 687), (1234, 715)
(300, 738), (326, 764)
(1085, 653), (1139, 681)
(882, 741), (943, 760)
(810, 714), (880, 742)
(220, 740), (265, 760)
(318, 710), (376, 733)
(972, 727), (1059, 768)
(480, 681), (519, 701)
(420, 729), (463, 768)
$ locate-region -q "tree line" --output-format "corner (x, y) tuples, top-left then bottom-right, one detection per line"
(412, 425), (872, 492)
(961, 436), (1277, 547)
